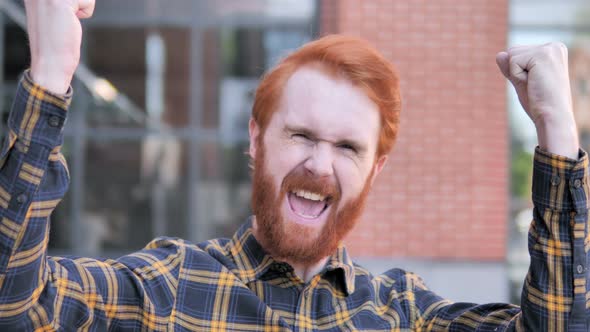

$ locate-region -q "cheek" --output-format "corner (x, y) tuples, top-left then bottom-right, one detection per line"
(333, 159), (368, 200)
(265, 141), (308, 181)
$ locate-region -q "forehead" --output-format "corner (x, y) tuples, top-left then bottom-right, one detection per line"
(276, 66), (381, 146)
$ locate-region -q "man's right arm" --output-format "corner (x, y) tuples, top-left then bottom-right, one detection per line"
(0, 1), (185, 329)
(0, 69), (73, 327)
(0, 70), (186, 330)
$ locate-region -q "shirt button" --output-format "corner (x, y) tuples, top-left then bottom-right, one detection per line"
(577, 265), (584, 274)
(551, 175), (561, 186)
(573, 179), (582, 188)
(16, 193), (28, 204)
(48, 116), (60, 127)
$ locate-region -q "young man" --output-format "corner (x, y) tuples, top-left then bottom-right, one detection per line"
(0, 0), (586, 330)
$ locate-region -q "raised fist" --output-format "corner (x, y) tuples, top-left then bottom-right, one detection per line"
(25, 0), (95, 94)
(496, 43), (578, 158)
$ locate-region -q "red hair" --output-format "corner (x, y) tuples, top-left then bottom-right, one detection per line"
(252, 34), (401, 157)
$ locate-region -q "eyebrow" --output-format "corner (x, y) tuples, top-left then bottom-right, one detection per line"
(284, 125), (366, 153)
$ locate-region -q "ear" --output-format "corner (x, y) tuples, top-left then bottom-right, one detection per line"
(249, 118), (260, 159)
(369, 154), (388, 186)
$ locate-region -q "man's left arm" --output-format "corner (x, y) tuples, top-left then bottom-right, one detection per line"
(496, 41), (587, 330)
(407, 42), (588, 331)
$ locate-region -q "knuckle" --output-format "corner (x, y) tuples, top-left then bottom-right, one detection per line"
(46, 0), (61, 8)
(547, 42), (567, 54)
(507, 45), (520, 55)
(508, 57), (518, 68)
(553, 41), (567, 50)
(557, 42), (568, 56)
(538, 44), (555, 60)
(541, 43), (552, 52)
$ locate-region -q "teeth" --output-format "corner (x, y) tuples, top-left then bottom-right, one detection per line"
(294, 190), (325, 201)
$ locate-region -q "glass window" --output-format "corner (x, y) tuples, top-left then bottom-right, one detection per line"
(0, 1), (318, 257)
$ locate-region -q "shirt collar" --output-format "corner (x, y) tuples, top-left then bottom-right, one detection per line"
(226, 218), (275, 283)
(324, 244), (356, 295)
(227, 218), (357, 296)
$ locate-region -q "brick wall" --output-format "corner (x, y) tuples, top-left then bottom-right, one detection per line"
(320, 0), (510, 260)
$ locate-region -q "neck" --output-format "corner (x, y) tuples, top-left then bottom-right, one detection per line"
(288, 257), (330, 283)
(252, 218), (329, 283)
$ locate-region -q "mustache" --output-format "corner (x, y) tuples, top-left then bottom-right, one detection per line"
(280, 168), (341, 202)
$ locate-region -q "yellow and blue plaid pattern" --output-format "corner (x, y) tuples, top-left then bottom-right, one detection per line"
(0, 72), (588, 330)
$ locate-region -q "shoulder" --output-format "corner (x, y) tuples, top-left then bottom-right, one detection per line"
(117, 236), (236, 272)
(380, 268), (429, 290)
(355, 264), (424, 284)
(353, 265), (429, 293)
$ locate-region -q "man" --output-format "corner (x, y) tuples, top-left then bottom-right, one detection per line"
(0, 0), (586, 331)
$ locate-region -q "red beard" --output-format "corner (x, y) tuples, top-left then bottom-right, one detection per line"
(251, 145), (374, 266)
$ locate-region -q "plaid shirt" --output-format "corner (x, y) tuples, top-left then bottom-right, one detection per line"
(0, 72), (588, 331)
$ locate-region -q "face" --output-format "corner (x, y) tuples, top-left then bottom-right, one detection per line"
(250, 65), (387, 265)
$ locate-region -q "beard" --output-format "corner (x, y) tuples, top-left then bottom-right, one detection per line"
(251, 144), (374, 266)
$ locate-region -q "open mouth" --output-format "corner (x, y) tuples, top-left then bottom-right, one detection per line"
(287, 189), (331, 220)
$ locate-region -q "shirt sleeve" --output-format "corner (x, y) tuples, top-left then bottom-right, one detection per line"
(522, 146), (588, 330)
(0, 72), (183, 331)
(410, 147), (589, 331)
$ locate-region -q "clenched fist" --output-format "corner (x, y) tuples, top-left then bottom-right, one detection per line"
(25, 0), (95, 94)
(496, 43), (579, 159)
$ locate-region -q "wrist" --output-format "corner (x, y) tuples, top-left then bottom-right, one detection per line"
(30, 58), (76, 95)
(534, 114), (579, 159)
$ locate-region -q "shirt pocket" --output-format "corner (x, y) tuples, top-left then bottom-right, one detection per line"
(0, 130), (17, 171)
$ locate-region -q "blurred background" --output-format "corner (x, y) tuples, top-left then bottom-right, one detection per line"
(0, 0), (589, 305)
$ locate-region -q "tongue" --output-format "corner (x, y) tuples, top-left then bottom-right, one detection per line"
(290, 194), (325, 218)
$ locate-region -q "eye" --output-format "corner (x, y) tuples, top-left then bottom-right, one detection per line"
(292, 133), (310, 140)
(338, 144), (357, 153)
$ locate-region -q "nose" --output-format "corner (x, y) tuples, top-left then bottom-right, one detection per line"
(303, 143), (334, 178)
